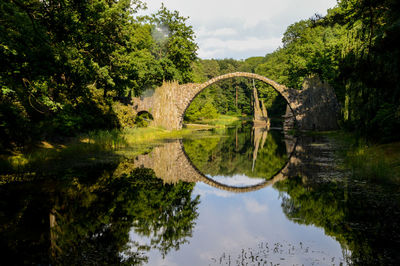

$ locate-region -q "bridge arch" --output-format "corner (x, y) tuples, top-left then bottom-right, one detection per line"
(134, 136), (298, 194)
(179, 137), (298, 193)
(136, 110), (154, 118)
(180, 72), (299, 129)
(132, 72), (339, 131)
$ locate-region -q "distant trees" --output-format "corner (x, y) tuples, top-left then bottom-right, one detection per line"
(183, 124), (287, 179)
(189, 0), (400, 142)
(186, 58), (287, 122)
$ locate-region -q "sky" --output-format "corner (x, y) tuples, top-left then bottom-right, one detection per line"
(140, 0), (337, 59)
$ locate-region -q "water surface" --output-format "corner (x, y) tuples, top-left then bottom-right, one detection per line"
(0, 123), (399, 265)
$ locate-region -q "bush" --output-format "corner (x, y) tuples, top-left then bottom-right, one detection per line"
(184, 99), (218, 122)
(112, 102), (136, 128)
(0, 95), (32, 149)
(370, 103), (400, 142)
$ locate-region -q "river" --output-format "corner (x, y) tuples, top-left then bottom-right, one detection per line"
(0, 122), (399, 265)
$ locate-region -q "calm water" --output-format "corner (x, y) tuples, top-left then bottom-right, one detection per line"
(1, 123), (399, 265)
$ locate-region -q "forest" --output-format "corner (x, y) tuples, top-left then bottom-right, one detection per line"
(1, 0), (400, 150)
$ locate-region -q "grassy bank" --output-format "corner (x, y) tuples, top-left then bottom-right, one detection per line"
(184, 114), (243, 128)
(0, 127), (198, 174)
(0, 115), (245, 174)
(336, 132), (400, 185)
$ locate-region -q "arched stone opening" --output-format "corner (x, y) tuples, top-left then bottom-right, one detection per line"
(134, 136), (298, 193)
(181, 73), (295, 128)
(132, 72), (339, 131)
(135, 111), (153, 127)
(180, 73), (299, 130)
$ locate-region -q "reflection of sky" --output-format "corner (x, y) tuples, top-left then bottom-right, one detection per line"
(206, 174), (266, 186)
(129, 181), (347, 265)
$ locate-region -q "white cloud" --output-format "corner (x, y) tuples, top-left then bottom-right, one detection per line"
(139, 0), (337, 59)
(197, 27), (237, 38)
(198, 37), (282, 58)
(193, 184), (234, 198)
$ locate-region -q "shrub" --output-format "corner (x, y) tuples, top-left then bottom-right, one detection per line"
(112, 102), (136, 128)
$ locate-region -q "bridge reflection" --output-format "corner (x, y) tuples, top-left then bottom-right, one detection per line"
(134, 127), (312, 193)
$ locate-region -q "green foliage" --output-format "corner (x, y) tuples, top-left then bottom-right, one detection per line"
(0, 0), (198, 149)
(150, 4), (198, 83)
(184, 88), (218, 122)
(256, 1), (400, 142)
(189, 58), (288, 121)
(183, 123), (288, 179)
(112, 102), (136, 128)
(0, 163), (199, 264)
(256, 17), (344, 90)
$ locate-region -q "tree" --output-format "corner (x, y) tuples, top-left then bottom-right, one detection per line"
(151, 4), (198, 83)
(0, 0), (200, 147)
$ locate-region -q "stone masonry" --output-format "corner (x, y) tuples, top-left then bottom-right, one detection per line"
(134, 137), (299, 193)
(132, 72), (339, 131)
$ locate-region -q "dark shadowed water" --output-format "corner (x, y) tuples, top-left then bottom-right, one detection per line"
(0, 123), (399, 265)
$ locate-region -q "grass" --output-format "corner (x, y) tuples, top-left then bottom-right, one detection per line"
(335, 132), (400, 185)
(0, 126), (201, 174)
(122, 127), (195, 144)
(185, 114), (242, 128)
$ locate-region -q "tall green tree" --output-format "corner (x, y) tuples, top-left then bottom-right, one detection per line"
(151, 4), (198, 83)
(0, 0), (199, 148)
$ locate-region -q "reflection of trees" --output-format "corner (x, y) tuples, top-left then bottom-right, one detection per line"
(274, 175), (400, 265)
(275, 176), (347, 244)
(183, 123), (287, 179)
(0, 180), (54, 264)
(0, 164), (199, 265)
(121, 169), (199, 258)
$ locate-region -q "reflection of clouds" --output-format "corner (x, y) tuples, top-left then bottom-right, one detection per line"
(193, 183), (234, 198)
(244, 197), (268, 214)
(209, 174), (265, 187)
(192, 174), (267, 198)
(152, 257), (179, 266)
(143, 185), (346, 266)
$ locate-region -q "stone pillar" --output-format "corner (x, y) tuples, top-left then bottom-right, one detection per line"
(252, 85), (270, 128)
(292, 75), (339, 131)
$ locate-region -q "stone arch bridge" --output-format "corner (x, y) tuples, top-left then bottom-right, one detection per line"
(133, 72), (339, 131)
(133, 132), (336, 193)
(133, 138), (298, 193)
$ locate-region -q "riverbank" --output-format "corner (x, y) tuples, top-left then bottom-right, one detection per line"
(0, 115), (245, 173)
(304, 130), (400, 184)
(278, 129), (400, 185)
(0, 127), (199, 174)
(184, 114), (244, 129)
(2, 124), (399, 186)
(340, 135), (400, 185)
